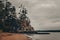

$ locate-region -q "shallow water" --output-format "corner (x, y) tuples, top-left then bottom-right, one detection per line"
(27, 33), (60, 40)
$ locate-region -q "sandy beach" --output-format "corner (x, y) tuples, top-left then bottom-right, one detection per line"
(0, 33), (32, 40)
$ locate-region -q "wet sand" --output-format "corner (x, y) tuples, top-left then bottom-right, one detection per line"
(0, 33), (32, 40)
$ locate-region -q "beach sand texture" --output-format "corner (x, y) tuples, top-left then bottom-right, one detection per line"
(0, 33), (32, 40)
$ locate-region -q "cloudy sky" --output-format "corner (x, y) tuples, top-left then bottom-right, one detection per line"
(8, 0), (60, 30)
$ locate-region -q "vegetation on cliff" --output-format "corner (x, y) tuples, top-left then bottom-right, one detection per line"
(0, 0), (34, 32)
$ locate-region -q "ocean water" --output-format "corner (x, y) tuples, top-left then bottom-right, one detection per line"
(27, 33), (60, 40)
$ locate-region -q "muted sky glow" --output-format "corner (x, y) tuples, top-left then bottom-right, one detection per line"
(8, 0), (60, 30)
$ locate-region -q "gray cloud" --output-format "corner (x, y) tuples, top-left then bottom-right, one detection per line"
(8, 0), (60, 30)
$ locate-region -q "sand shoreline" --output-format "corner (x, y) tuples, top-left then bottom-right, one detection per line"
(0, 32), (32, 40)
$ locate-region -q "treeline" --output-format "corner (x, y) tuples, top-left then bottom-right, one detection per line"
(0, 0), (34, 33)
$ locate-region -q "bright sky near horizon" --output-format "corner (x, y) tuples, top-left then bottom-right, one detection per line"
(8, 0), (60, 30)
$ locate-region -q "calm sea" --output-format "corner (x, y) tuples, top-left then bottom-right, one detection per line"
(27, 33), (60, 40)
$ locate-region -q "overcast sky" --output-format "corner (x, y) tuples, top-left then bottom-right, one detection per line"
(8, 0), (60, 30)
